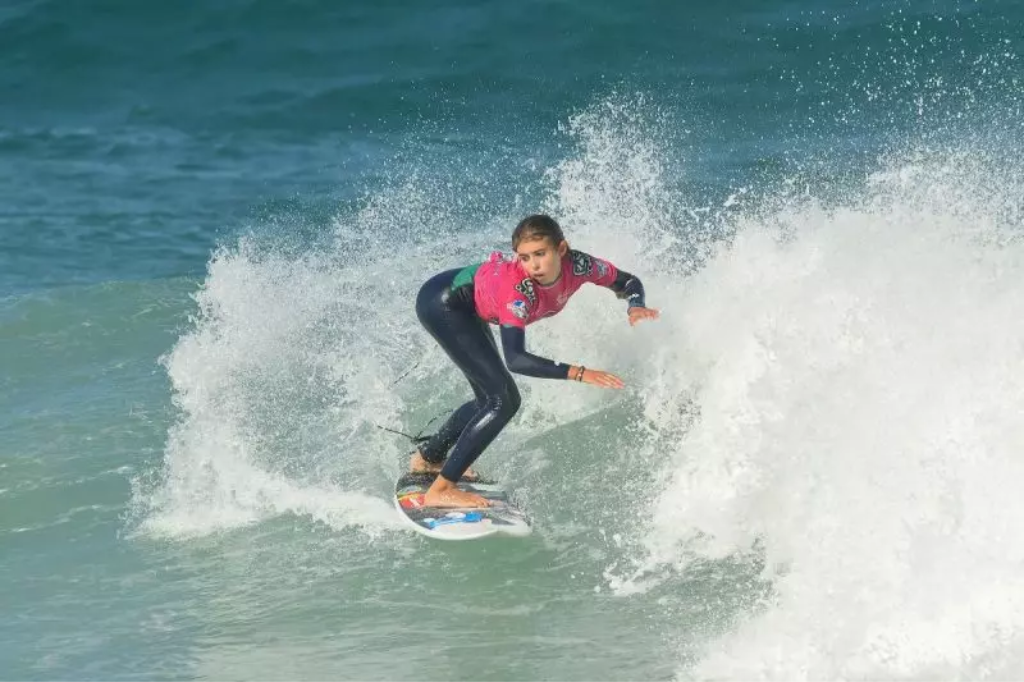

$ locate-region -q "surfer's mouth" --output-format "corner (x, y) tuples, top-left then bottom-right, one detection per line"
(533, 272), (560, 286)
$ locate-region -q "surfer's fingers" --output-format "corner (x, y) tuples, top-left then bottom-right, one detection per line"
(599, 372), (625, 388)
(580, 369), (624, 388)
(628, 307), (660, 326)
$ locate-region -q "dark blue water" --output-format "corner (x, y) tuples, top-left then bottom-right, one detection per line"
(5, 0), (1015, 293)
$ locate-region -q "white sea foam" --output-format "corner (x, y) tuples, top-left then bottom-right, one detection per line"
(540, 96), (1024, 680)
(596, 147), (1024, 679)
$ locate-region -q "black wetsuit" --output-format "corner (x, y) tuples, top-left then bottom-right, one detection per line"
(415, 267), (645, 482)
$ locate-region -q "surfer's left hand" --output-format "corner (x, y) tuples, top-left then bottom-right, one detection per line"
(628, 306), (660, 326)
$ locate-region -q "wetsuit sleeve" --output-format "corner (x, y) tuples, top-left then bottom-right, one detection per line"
(499, 325), (572, 379)
(607, 269), (646, 309)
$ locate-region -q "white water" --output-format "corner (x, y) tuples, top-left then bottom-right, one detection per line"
(613, 148), (1024, 679)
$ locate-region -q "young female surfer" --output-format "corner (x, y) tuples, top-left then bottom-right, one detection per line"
(410, 214), (659, 507)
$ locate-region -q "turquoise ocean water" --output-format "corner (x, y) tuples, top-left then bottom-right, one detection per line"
(4, 0), (1024, 678)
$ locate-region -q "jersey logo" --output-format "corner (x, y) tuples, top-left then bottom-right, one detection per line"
(514, 277), (537, 304)
(570, 250), (593, 277)
(507, 299), (528, 320)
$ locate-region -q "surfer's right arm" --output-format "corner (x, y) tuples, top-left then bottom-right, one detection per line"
(606, 269), (659, 327)
(499, 325), (624, 388)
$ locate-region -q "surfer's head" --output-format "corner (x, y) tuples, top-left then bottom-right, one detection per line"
(512, 214), (568, 286)
(512, 214), (565, 249)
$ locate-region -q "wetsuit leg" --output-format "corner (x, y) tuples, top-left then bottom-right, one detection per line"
(418, 398), (481, 464)
(415, 269), (521, 482)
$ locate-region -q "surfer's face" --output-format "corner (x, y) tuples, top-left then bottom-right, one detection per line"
(515, 237), (567, 286)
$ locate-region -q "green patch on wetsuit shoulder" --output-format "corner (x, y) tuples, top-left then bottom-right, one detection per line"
(452, 262), (483, 289)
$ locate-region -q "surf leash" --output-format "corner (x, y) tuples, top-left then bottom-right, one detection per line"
(372, 410), (447, 446)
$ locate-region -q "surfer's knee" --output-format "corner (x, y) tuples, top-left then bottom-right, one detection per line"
(480, 385), (519, 425)
(495, 383), (521, 421)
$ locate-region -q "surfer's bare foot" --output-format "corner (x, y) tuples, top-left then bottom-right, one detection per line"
(408, 450), (478, 481)
(424, 476), (491, 508)
(408, 450), (437, 473)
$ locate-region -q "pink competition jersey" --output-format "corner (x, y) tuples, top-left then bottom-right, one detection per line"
(473, 250), (619, 328)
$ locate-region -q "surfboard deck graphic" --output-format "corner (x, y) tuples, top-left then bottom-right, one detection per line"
(393, 472), (531, 540)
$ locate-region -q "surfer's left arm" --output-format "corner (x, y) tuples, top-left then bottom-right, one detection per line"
(607, 270), (659, 327)
(499, 325), (572, 379)
(500, 325), (624, 388)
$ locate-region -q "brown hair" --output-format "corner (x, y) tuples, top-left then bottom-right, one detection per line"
(511, 214), (565, 249)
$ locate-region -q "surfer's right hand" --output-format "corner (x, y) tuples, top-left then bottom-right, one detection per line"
(580, 368), (624, 389)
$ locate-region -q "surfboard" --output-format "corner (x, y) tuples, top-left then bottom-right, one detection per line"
(393, 472), (532, 540)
